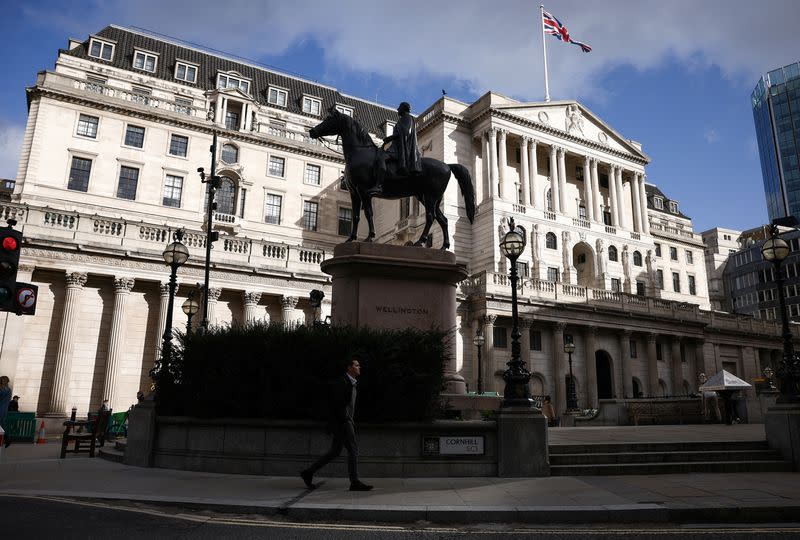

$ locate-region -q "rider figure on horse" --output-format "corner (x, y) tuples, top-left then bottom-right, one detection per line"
(366, 101), (422, 196)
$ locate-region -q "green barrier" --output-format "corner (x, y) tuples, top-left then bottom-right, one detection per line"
(5, 412), (36, 442)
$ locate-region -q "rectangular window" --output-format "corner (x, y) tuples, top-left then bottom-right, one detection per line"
(654, 243), (661, 257)
(302, 96), (322, 116)
(657, 269), (664, 289)
(162, 174), (183, 207)
(264, 194), (282, 224)
(654, 197), (664, 210)
(493, 326), (508, 349)
(133, 51), (157, 72)
(268, 156), (285, 177)
(124, 125), (145, 148)
(174, 61), (197, 83)
(168, 134), (188, 157)
(672, 272), (681, 293)
(685, 250), (694, 264)
(579, 206), (587, 219)
(670, 246), (678, 261)
(611, 278), (621, 292)
(303, 201), (319, 231)
(76, 114), (99, 138)
(117, 166), (139, 200)
(400, 197), (410, 219)
(516, 261), (529, 277)
(304, 164), (321, 186)
(217, 73), (250, 94)
(575, 165), (584, 181)
(636, 281), (645, 296)
(547, 267), (560, 282)
(238, 188), (247, 218)
(630, 340), (638, 358)
(335, 105), (353, 116)
(67, 157), (92, 192)
(268, 87), (288, 107)
(385, 121), (395, 137)
(338, 207), (352, 236)
(669, 201), (678, 213)
(656, 343), (663, 361)
(603, 211), (612, 225)
(225, 111), (240, 130)
(88, 38), (114, 61)
(530, 329), (542, 351)
(688, 275), (696, 295)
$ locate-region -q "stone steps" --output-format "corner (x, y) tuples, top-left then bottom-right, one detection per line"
(550, 459), (793, 476)
(550, 440), (769, 454)
(550, 449), (781, 465)
(98, 439), (126, 464)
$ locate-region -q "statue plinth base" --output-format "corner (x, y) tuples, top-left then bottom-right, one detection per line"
(321, 242), (467, 394)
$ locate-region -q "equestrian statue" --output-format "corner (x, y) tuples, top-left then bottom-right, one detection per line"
(309, 103), (475, 249)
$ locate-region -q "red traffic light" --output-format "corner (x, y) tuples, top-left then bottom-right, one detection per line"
(2, 236), (18, 251)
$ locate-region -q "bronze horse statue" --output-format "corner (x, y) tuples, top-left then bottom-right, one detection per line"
(309, 107), (475, 249)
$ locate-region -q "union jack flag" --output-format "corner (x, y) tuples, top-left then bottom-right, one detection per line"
(542, 9), (592, 53)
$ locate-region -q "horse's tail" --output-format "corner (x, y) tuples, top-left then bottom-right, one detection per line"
(449, 163), (475, 223)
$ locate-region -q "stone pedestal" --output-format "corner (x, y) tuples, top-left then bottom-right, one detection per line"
(321, 242), (467, 394)
(497, 407), (549, 477)
(765, 402), (800, 471)
(124, 398), (157, 467)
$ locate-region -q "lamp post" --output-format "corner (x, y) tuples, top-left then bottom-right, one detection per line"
(473, 328), (485, 395)
(181, 290), (200, 335)
(564, 338), (579, 412)
(761, 224), (800, 403)
(197, 132), (221, 334)
(499, 217), (532, 408)
(156, 228), (189, 390)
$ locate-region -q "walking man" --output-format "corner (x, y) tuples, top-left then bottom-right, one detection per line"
(301, 356), (373, 491)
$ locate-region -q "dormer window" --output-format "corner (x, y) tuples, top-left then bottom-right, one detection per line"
(653, 196), (664, 210)
(174, 61), (198, 83)
(268, 87), (288, 107)
(133, 50), (158, 72)
(385, 121), (396, 137)
(336, 105), (353, 117)
(88, 38), (114, 61)
(217, 72), (250, 94)
(669, 201), (678, 213)
(302, 96), (322, 116)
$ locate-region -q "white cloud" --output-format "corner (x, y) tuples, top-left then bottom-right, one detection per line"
(23, 0), (800, 102)
(704, 129), (719, 144)
(0, 122), (24, 180)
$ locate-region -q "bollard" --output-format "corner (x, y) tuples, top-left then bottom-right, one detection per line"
(70, 407), (77, 422)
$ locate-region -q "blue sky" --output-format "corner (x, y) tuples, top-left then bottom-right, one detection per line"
(1, 0), (798, 233)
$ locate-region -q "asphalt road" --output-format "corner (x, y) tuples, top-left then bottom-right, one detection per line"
(3, 496), (800, 539)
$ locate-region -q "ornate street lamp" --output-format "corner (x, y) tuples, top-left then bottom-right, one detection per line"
(473, 328), (485, 395)
(499, 217), (532, 407)
(761, 224), (800, 402)
(154, 228), (189, 390)
(181, 290), (200, 335)
(564, 337), (579, 412)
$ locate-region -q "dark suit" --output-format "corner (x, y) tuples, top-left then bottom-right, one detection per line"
(306, 375), (359, 481)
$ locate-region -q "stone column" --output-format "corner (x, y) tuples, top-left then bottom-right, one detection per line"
(584, 326), (598, 407)
(549, 145), (559, 212)
(582, 156), (593, 222)
(608, 165), (619, 227)
(519, 137), (530, 206)
(616, 168), (628, 230)
(646, 333), (659, 396)
(671, 336), (684, 395)
(694, 339), (707, 391)
(47, 271), (88, 416)
(553, 322), (567, 415)
(483, 314), (497, 393)
(483, 132), (492, 202)
(591, 159), (601, 221)
(154, 283), (171, 364)
(528, 139), (539, 208)
(281, 295), (299, 327)
(243, 291), (262, 324)
(220, 97), (228, 127)
(557, 147), (567, 214)
(498, 130), (508, 200)
(620, 330), (633, 399)
(631, 173), (642, 233)
(242, 103), (250, 131)
(489, 129), (499, 198)
(102, 277), (135, 411)
(205, 287), (222, 326)
(639, 174), (650, 235)
(214, 94), (223, 124)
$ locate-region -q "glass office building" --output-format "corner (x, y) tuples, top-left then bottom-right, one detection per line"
(752, 62), (800, 222)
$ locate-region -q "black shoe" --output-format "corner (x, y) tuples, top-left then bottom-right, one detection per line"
(300, 470), (315, 489)
(349, 481), (373, 491)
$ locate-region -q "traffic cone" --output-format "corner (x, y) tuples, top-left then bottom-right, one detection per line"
(36, 421), (46, 444)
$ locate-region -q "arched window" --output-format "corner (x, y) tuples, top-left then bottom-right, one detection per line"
(216, 176), (236, 214)
(221, 143), (239, 164)
(545, 232), (557, 250)
(608, 245), (618, 262)
(633, 250), (642, 266)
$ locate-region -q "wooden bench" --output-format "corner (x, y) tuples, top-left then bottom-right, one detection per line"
(60, 410), (110, 458)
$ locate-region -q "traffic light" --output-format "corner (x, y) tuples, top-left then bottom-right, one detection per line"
(0, 225), (22, 312)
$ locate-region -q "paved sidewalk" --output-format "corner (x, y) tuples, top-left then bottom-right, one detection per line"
(1, 426), (798, 525)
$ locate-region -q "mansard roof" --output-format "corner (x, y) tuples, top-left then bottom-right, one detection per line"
(645, 183), (690, 220)
(63, 25), (399, 135)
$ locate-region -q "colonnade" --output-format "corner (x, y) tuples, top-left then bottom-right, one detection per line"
(480, 128), (650, 235)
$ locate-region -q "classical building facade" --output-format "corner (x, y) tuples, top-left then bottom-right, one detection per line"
(0, 25), (788, 422)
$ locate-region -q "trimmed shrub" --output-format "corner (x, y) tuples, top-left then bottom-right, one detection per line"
(153, 323), (449, 423)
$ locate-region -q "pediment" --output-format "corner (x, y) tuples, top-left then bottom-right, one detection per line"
(496, 100), (648, 161)
(205, 87), (254, 102)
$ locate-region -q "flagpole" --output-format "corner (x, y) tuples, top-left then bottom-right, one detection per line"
(540, 4), (550, 102)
